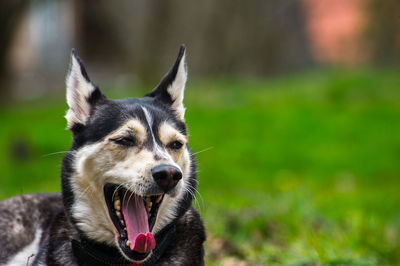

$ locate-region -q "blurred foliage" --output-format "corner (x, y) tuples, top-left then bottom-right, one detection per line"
(1, 69), (400, 265)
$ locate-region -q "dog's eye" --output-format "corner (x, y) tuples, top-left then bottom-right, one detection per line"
(111, 136), (136, 147)
(167, 140), (183, 150)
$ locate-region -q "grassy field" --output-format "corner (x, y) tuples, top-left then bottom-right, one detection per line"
(1, 69), (399, 265)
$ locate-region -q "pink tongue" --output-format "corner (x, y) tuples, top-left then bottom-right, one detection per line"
(122, 195), (156, 253)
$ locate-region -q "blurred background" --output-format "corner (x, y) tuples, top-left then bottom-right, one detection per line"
(0, 0), (399, 265)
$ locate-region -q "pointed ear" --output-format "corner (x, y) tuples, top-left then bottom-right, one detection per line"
(65, 49), (105, 130)
(147, 45), (187, 120)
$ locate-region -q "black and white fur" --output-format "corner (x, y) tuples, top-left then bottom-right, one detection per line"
(0, 45), (206, 265)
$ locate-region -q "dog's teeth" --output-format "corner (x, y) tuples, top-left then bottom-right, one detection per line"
(116, 211), (122, 218)
(120, 220), (125, 226)
(114, 199), (121, 211)
(145, 197), (152, 213)
(126, 240), (130, 247)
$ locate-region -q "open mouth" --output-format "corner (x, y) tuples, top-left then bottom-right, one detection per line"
(104, 184), (164, 259)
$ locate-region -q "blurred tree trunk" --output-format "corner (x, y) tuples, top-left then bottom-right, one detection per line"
(365, 0), (400, 64)
(72, 0), (313, 84)
(73, 0), (125, 65)
(0, 0), (28, 100)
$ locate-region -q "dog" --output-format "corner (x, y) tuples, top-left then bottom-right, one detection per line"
(0, 45), (206, 265)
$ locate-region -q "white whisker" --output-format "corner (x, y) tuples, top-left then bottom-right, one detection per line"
(183, 180), (204, 212)
(113, 182), (129, 200)
(41, 151), (69, 157)
(192, 147), (213, 155)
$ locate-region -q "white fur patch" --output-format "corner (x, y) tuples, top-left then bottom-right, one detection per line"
(168, 51), (187, 120)
(141, 106), (170, 160)
(6, 229), (42, 266)
(70, 143), (116, 245)
(65, 53), (97, 129)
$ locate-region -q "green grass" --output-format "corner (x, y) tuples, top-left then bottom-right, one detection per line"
(1, 68), (400, 265)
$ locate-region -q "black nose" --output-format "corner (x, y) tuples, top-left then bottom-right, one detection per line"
(151, 164), (182, 193)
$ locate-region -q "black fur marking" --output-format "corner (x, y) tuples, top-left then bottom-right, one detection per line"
(61, 151), (77, 225)
(146, 44), (186, 105)
(87, 86), (106, 106)
(69, 122), (85, 134)
(72, 223), (177, 266)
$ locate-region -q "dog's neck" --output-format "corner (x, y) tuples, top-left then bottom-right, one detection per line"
(71, 223), (176, 266)
(72, 239), (140, 266)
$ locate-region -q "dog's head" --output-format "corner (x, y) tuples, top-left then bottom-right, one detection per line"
(61, 45), (197, 262)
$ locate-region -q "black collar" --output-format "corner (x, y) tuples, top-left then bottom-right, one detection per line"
(72, 224), (176, 266)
